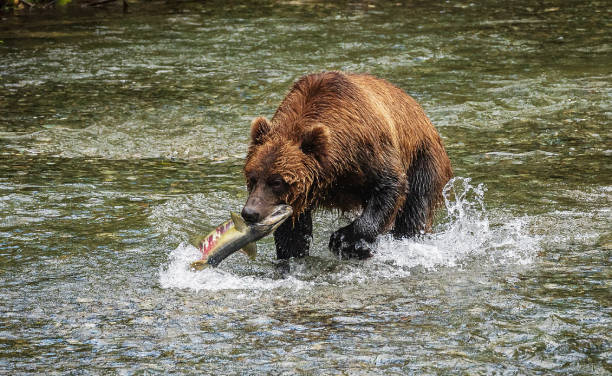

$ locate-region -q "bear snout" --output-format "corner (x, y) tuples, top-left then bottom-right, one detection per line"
(241, 205), (261, 224)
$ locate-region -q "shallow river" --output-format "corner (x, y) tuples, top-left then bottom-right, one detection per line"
(1, 0), (610, 374)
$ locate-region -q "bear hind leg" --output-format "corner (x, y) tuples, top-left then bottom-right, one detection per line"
(392, 145), (446, 238)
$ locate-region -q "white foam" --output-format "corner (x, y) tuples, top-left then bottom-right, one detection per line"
(158, 242), (310, 292)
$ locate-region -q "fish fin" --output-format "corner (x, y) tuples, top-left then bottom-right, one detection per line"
(231, 212), (247, 232)
(190, 260), (208, 270)
(241, 242), (257, 260)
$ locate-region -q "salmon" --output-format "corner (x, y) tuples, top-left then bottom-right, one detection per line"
(190, 204), (292, 269)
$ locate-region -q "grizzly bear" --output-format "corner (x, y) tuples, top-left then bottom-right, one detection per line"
(242, 71), (452, 259)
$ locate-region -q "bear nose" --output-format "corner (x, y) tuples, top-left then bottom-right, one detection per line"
(241, 206), (260, 224)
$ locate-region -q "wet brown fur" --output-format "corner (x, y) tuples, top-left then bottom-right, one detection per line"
(244, 71), (452, 234)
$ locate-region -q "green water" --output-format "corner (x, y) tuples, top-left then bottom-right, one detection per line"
(1, 1), (610, 374)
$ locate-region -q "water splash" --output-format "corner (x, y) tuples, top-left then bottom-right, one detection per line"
(159, 177), (540, 291)
(375, 177), (539, 271)
(158, 243), (310, 292)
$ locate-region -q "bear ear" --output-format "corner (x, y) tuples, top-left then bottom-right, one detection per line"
(250, 117), (271, 145)
(301, 124), (330, 163)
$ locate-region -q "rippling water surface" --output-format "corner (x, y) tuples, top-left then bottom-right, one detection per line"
(1, 0), (610, 374)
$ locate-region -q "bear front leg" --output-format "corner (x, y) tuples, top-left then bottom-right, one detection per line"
(273, 210), (312, 259)
(329, 176), (401, 259)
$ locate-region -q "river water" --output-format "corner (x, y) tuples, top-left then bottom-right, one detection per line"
(1, 0), (610, 374)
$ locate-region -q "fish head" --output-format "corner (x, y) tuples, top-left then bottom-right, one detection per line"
(251, 204), (293, 234)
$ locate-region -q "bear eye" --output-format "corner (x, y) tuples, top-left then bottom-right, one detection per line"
(267, 175), (285, 190)
(247, 177), (257, 190)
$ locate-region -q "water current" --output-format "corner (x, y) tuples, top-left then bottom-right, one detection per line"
(1, 0), (610, 374)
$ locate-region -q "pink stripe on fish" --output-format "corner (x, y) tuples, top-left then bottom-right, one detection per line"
(199, 220), (233, 258)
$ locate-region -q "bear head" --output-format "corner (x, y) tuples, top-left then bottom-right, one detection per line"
(242, 116), (330, 223)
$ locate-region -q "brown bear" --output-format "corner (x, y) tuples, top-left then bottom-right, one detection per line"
(242, 71), (453, 259)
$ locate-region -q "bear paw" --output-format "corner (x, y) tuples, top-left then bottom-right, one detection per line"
(329, 226), (374, 260)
